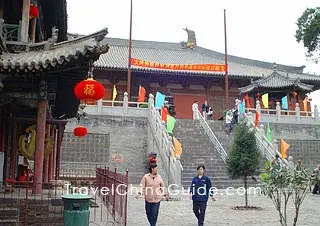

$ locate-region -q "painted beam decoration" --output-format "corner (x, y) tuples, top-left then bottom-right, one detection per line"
(130, 58), (227, 72)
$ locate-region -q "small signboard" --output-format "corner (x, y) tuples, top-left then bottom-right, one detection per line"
(112, 154), (124, 163)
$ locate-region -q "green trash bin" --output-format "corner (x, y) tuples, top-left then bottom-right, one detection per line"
(62, 194), (91, 226)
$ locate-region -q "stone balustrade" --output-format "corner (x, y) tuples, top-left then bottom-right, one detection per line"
(83, 93), (182, 186)
(246, 100), (320, 125)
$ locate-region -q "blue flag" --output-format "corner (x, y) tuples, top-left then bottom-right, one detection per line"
(281, 96), (288, 110)
(239, 100), (245, 114)
(155, 92), (166, 109)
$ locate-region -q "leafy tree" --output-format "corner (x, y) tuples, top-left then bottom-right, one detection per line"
(260, 161), (315, 226)
(295, 7), (320, 62)
(226, 121), (260, 207)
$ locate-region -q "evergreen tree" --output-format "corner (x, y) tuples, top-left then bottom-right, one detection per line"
(226, 121), (260, 207)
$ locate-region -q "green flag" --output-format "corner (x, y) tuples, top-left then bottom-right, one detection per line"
(166, 115), (176, 133)
(266, 122), (272, 142)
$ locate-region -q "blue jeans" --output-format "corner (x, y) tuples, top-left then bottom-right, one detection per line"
(145, 201), (160, 226)
(193, 201), (207, 226)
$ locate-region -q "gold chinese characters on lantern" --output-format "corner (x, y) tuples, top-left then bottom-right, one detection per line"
(74, 78), (105, 103)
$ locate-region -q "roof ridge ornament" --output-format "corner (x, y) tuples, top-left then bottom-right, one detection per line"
(44, 26), (59, 50)
(273, 62), (277, 71)
(180, 27), (196, 49)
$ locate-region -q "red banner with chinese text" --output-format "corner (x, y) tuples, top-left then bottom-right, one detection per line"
(130, 58), (227, 72)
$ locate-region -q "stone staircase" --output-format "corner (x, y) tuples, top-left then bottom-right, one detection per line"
(174, 119), (257, 189)
(207, 120), (235, 153)
(0, 197), (18, 225)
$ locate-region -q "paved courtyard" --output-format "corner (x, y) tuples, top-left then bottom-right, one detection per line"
(126, 188), (320, 226)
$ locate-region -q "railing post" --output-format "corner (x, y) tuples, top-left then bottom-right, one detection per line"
(256, 100), (261, 115)
(97, 99), (102, 113)
(314, 105), (319, 122)
(295, 103), (300, 122)
(148, 93), (154, 108)
(123, 92), (128, 114)
(276, 102), (281, 121)
(113, 168), (117, 220)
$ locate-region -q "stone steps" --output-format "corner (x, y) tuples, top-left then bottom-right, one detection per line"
(0, 207), (18, 225)
(174, 119), (260, 189)
(175, 119), (237, 188)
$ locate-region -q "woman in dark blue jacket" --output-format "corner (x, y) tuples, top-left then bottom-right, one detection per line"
(189, 165), (215, 226)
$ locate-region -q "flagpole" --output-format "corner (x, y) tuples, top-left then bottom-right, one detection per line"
(224, 9), (230, 109)
(127, 0), (133, 100)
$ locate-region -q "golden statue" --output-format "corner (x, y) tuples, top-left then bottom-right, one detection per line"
(18, 125), (54, 160)
(181, 27), (196, 49)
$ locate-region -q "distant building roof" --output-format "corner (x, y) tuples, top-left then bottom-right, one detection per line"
(94, 37), (320, 82)
(0, 29), (109, 73)
(239, 71), (314, 93)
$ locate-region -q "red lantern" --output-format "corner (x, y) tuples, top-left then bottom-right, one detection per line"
(74, 78), (105, 103)
(21, 4), (39, 19)
(29, 4), (39, 18)
(73, 126), (87, 137)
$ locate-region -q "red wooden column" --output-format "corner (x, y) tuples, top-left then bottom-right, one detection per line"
(42, 124), (50, 183)
(55, 123), (64, 180)
(33, 99), (47, 194)
(0, 110), (4, 153)
(10, 120), (18, 180)
(48, 126), (56, 181)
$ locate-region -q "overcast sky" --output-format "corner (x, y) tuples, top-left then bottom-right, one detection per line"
(67, 0), (320, 105)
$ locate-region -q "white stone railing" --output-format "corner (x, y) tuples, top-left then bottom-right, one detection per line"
(147, 94), (182, 186)
(83, 92), (149, 117)
(246, 100), (320, 125)
(83, 93), (182, 186)
(196, 109), (228, 163)
(242, 114), (288, 166)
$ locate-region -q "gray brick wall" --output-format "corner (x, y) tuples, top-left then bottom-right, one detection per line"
(276, 139), (320, 170)
(146, 126), (169, 184)
(62, 133), (110, 162)
(258, 123), (320, 169)
(62, 116), (150, 183)
(268, 123), (320, 140)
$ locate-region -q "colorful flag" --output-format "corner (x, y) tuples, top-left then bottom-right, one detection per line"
(262, 93), (268, 108)
(239, 100), (245, 114)
(138, 85), (146, 102)
(173, 137), (182, 157)
(255, 111), (260, 127)
(303, 97), (308, 112)
(281, 96), (288, 110)
(112, 85), (117, 101)
(266, 122), (272, 142)
(155, 92), (166, 109)
(245, 93), (251, 108)
(166, 115), (176, 133)
(161, 107), (168, 123)
(280, 139), (289, 159)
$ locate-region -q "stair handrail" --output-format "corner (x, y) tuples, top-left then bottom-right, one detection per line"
(147, 94), (181, 185)
(196, 109), (228, 163)
(242, 113), (288, 166)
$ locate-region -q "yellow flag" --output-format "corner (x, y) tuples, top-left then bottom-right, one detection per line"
(262, 93), (268, 108)
(303, 97), (308, 111)
(280, 139), (289, 159)
(173, 137), (182, 157)
(112, 85), (117, 101)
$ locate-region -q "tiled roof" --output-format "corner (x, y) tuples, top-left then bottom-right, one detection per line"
(0, 29), (109, 73)
(94, 37), (320, 82)
(239, 71), (314, 93)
